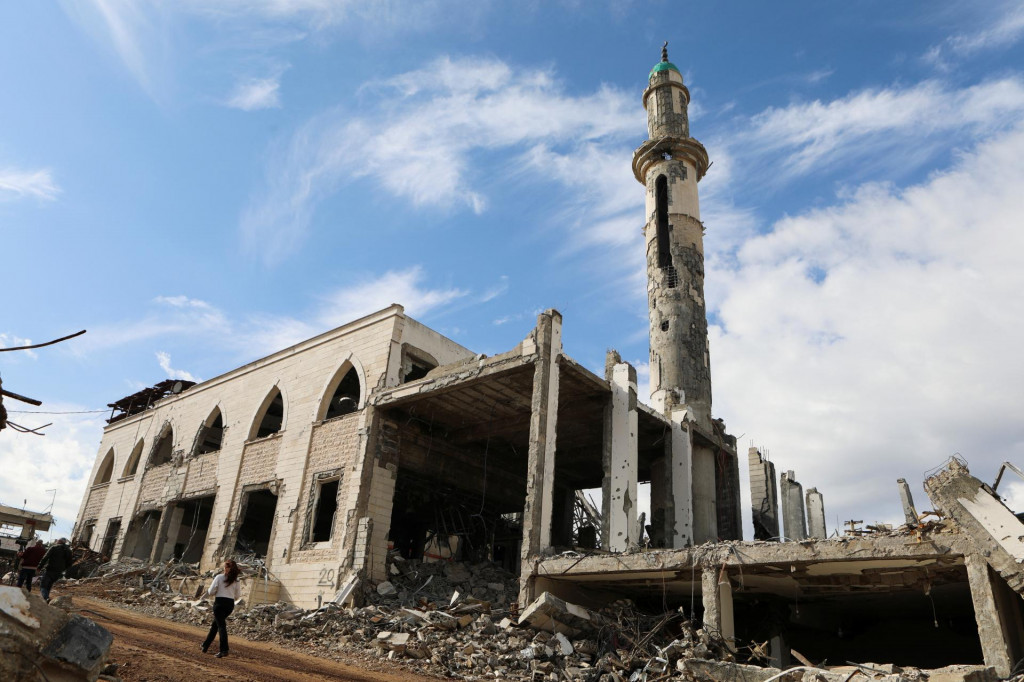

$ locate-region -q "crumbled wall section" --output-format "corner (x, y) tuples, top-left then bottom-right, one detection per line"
(82, 484), (110, 521)
(748, 447), (779, 541)
(290, 413), (361, 562)
(137, 462), (185, 507)
(182, 451), (219, 496)
(238, 435), (282, 487)
(925, 459), (1024, 595)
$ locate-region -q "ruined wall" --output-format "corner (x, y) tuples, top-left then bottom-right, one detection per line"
(81, 484), (109, 522)
(183, 451), (219, 496)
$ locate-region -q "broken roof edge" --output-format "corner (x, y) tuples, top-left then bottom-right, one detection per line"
(102, 304), (408, 433)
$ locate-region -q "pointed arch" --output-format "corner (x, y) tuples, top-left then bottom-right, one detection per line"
(316, 355), (366, 422)
(249, 386), (285, 440)
(193, 406), (224, 455)
(149, 423), (175, 467)
(122, 439), (144, 477)
(94, 448), (115, 486)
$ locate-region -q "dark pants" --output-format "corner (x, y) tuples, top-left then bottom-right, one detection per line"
(39, 571), (61, 601)
(16, 568), (36, 591)
(203, 597), (235, 653)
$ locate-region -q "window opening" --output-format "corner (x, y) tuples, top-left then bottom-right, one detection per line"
(100, 519), (121, 559)
(401, 347), (438, 384)
(195, 410), (224, 454)
(95, 449), (115, 485)
(235, 488), (278, 557)
(255, 391), (284, 438)
(324, 369), (360, 420)
(150, 428), (174, 467)
(310, 478), (340, 543)
(660, 320), (670, 332)
(123, 440), (144, 477)
(655, 174), (672, 269)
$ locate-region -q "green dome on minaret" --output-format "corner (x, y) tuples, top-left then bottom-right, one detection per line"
(649, 41), (680, 78)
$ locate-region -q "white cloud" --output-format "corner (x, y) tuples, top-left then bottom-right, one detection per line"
(0, 407), (106, 538)
(226, 75), (282, 110)
(0, 333), (39, 360)
(315, 266), (467, 329)
(155, 351), (201, 382)
(736, 78), (1024, 182)
(925, 3), (1024, 68)
(0, 167), (60, 201)
(241, 55), (639, 264)
(711, 121), (1024, 532)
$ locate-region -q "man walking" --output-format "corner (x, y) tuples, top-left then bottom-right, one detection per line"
(37, 538), (74, 602)
(16, 540), (46, 592)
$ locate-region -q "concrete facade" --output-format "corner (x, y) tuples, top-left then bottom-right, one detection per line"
(780, 470), (807, 541)
(747, 447), (779, 541)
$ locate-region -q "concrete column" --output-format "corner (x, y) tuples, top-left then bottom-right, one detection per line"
(780, 471), (807, 541)
(701, 565), (721, 632)
(747, 447), (779, 541)
(897, 478), (919, 525)
(670, 418), (693, 547)
(805, 488), (826, 539)
(965, 553), (1013, 677)
(692, 445), (718, 543)
(601, 354), (638, 552)
(701, 564), (733, 647)
(521, 310), (562, 563)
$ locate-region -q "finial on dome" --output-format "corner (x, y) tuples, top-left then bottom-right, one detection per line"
(661, 41), (669, 63)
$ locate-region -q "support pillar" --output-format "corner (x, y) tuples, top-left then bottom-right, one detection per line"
(805, 488), (826, 539)
(965, 553), (1013, 677)
(897, 478), (919, 525)
(520, 310), (562, 602)
(701, 564), (734, 647)
(748, 447), (779, 541)
(780, 471), (807, 541)
(157, 504), (186, 561)
(671, 418), (694, 547)
(601, 352), (638, 552)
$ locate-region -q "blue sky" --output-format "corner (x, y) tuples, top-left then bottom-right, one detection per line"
(2, 1), (1024, 539)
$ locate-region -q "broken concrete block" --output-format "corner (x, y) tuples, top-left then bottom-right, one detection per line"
(376, 580), (397, 597)
(518, 591), (604, 638)
(0, 587), (112, 681)
(552, 632), (573, 655)
(683, 659), (781, 682)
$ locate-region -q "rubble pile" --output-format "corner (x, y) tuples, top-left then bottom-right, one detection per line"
(63, 551), (1009, 682)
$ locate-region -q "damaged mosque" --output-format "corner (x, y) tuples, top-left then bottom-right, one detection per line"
(71, 47), (1024, 677)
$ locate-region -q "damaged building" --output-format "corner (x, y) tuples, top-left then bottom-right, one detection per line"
(72, 47), (1024, 677)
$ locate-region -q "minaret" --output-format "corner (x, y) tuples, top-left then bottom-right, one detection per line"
(633, 43), (712, 429)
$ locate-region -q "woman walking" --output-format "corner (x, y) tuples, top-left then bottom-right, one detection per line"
(201, 559), (241, 658)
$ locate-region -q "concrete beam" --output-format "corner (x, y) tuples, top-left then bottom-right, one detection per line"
(924, 459), (1024, 595)
(602, 354), (638, 552)
(670, 418), (694, 547)
(805, 488), (826, 539)
(780, 470), (807, 541)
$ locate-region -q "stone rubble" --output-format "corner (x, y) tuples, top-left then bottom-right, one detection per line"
(61, 550), (1013, 682)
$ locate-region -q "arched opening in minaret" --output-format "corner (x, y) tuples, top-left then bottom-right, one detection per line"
(655, 174), (673, 271)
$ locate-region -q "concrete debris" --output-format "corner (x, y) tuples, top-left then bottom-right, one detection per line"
(518, 591), (606, 637)
(0, 585), (113, 681)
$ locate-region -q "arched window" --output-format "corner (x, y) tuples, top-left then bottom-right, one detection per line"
(655, 174), (672, 269)
(95, 449), (115, 485)
(194, 408), (224, 455)
(251, 388), (284, 440)
(150, 426), (175, 467)
(321, 366), (361, 421)
(122, 440), (144, 477)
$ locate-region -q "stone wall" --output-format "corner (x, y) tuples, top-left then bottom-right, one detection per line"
(239, 435), (281, 486)
(82, 484), (109, 520)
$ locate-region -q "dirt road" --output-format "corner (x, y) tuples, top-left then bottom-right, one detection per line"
(74, 597), (442, 682)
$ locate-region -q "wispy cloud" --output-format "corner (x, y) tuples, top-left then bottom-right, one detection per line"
(925, 2), (1024, 69)
(0, 333), (39, 360)
(735, 78), (1024, 181)
(226, 74), (283, 110)
(0, 167), (60, 201)
(241, 55), (639, 264)
(155, 351), (200, 382)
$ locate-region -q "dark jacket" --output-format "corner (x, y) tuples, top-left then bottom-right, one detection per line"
(38, 543), (74, 574)
(20, 544), (46, 569)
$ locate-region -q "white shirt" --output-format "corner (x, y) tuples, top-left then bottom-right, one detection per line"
(207, 573), (242, 600)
